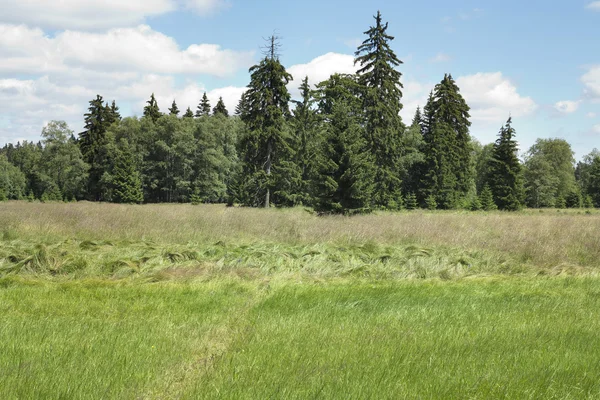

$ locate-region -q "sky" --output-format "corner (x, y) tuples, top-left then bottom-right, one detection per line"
(0, 0), (599, 159)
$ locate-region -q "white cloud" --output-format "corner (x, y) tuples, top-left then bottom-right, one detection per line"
(287, 53), (356, 87)
(0, 0), (174, 30)
(587, 112), (597, 118)
(184, 0), (230, 15)
(0, 0), (230, 30)
(456, 72), (537, 123)
(0, 24), (254, 78)
(430, 53), (451, 63)
(594, 124), (600, 134)
(586, 1), (600, 11)
(582, 65), (600, 100)
(554, 100), (580, 114)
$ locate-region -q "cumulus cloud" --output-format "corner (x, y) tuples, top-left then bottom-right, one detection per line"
(554, 100), (580, 114)
(456, 72), (537, 123)
(287, 53), (356, 88)
(0, 24), (254, 78)
(0, 0), (230, 30)
(582, 65), (600, 100)
(586, 1), (600, 11)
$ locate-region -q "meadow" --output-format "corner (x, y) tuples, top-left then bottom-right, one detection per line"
(2, 202), (600, 398)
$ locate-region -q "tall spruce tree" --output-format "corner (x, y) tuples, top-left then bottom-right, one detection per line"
(143, 93), (161, 122)
(354, 10), (404, 209)
(314, 74), (375, 214)
(487, 117), (524, 210)
(111, 139), (143, 204)
(79, 95), (111, 200)
(235, 92), (249, 118)
(420, 74), (472, 208)
(183, 107), (194, 118)
(283, 76), (321, 206)
(237, 36), (293, 208)
(197, 92), (211, 117)
(213, 97), (229, 117)
(169, 100), (180, 116)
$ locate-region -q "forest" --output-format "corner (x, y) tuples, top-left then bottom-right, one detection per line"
(1, 11), (599, 213)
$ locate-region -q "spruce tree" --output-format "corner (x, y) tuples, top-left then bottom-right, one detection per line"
(284, 76), (321, 206)
(354, 10), (405, 209)
(197, 92), (211, 117)
(405, 192), (418, 210)
(487, 117), (524, 211)
(183, 107), (194, 118)
(314, 74), (375, 214)
(479, 185), (497, 211)
(420, 74), (472, 208)
(79, 95), (111, 200)
(235, 92), (249, 118)
(212, 97), (229, 117)
(106, 100), (121, 125)
(237, 36), (293, 208)
(143, 93), (161, 122)
(111, 140), (143, 204)
(169, 100), (180, 116)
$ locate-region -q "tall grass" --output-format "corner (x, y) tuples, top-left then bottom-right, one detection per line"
(1, 202), (600, 275)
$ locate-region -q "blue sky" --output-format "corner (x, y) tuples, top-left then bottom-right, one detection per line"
(0, 0), (599, 159)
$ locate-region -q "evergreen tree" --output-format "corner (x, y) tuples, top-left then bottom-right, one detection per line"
(235, 91), (249, 118)
(197, 92), (211, 117)
(0, 154), (26, 200)
(169, 100), (180, 116)
(212, 97), (229, 117)
(479, 185), (497, 211)
(143, 93), (161, 122)
(313, 74), (375, 214)
(405, 192), (418, 210)
(425, 195), (437, 210)
(237, 36), (293, 208)
(79, 95), (111, 200)
(283, 76), (321, 206)
(354, 10), (404, 209)
(106, 100), (121, 125)
(111, 140), (143, 204)
(487, 117), (524, 211)
(420, 74), (472, 208)
(183, 107), (194, 118)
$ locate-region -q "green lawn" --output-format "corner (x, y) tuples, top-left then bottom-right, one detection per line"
(2, 277), (600, 399)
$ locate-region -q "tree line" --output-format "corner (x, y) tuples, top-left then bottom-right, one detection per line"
(1, 11), (599, 212)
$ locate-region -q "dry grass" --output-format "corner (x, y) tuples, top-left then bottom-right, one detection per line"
(1, 201), (600, 270)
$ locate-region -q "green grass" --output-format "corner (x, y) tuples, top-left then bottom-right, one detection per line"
(2, 202), (600, 398)
(2, 278), (600, 399)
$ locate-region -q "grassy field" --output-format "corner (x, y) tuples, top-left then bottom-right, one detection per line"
(2, 202), (600, 398)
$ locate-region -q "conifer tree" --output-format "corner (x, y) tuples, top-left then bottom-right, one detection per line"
(313, 74), (375, 214)
(284, 76), (321, 206)
(354, 10), (405, 209)
(169, 100), (180, 116)
(198, 92), (212, 117)
(487, 117), (524, 211)
(212, 97), (229, 117)
(479, 184), (497, 211)
(183, 107), (194, 118)
(105, 100), (121, 125)
(111, 140), (144, 204)
(237, 36), (293, 208)
(420, 74), (472, 208)
(405, 193), (418, 210)
(79, 95), (111, 200)
(235, 92), (249, 118)
(143, 93), (161, 122)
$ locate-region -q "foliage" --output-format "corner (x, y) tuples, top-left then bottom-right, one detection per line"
(479, 184), (498, 211)
(354, 11), (405, 209)
(486, 117), (524, 211)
